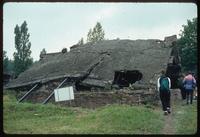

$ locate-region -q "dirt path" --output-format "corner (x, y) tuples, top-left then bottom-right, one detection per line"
(161, 89), (181, 134)
(161, 108), (176, 134)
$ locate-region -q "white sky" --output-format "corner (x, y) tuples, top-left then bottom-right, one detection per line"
(3, 2), (197, 61)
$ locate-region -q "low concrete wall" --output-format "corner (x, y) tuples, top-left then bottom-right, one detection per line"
(16, 80), (159, 109)
(55, 90), (159, 108)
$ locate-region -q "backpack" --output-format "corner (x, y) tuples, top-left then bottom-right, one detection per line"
(160, 77), (169, 92)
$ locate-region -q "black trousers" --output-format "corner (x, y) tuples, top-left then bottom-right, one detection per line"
(180, 87), (186, 100)
(185, 89), (193, 104)
(160, 91), (171, 111)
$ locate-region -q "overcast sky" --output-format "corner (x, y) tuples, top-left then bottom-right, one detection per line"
(3, 2), (197, 61)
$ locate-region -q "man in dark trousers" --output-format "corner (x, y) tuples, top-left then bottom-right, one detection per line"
(157, 70), (171, 115)
(178, 74), (186, 100)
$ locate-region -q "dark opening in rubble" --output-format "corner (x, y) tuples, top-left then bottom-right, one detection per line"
(75, 82), (91, 91)
(113, 70), (143, 87)
(166, 64), (181, 88)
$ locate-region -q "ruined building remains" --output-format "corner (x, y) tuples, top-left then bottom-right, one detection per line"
(5, 35), (181, 107)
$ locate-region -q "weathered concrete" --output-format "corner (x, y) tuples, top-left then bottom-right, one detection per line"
(6, 38), (178, 89)
(16, 86), (159, 109)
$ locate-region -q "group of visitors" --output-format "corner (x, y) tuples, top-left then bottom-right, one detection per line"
(157, 70), (197, 115)
(178, 72), (197, 103)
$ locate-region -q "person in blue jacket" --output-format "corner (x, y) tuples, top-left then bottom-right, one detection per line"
(183, 71), (196, 104)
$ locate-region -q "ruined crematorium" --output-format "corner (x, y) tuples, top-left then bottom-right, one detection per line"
(5, 35), (181, 108)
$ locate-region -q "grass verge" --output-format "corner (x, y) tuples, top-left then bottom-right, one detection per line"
(3, 93), (164, 134)
(174, 100), (197, 134)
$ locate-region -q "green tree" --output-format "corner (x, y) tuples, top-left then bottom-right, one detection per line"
(87, 29), (93, 43)
(3, 50), (14, 74)
(3, 50), (9, 72)
(7, 59), (14, 73)
(177, 17), (197, 73)
(87, 22), (105, 43)
(13, 21), (33, 77)
(77, 37), (84, 45)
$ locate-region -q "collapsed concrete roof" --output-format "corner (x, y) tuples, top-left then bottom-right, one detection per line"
(5, 35), (178, 89)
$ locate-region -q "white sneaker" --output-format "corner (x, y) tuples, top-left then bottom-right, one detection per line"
(167, 107), (171, 114)
(164, 111), (168, 115)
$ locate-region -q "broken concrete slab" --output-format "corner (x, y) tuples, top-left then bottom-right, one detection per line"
(5, 36), (180, 91)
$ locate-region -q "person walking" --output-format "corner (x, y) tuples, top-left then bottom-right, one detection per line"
(157, 70), (171, 115)
(192, 72), (198, 100)
(183, 71), (196, 104)
(178, 74), (186, 100)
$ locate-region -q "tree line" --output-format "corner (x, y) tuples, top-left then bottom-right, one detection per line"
(3, 18), (197, 78)
(4, 21), (33, 77)
(77, 22), (105, 45)
(177, 18), (197, 73)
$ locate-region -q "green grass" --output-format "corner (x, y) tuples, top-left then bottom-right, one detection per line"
(3, 91), (197, 134)
(3, 93), (164, 134)
(174, 100), (197, 134)
(70, 104), (164, 134)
